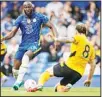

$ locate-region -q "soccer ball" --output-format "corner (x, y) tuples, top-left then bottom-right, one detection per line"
(24, 79), (37, 91)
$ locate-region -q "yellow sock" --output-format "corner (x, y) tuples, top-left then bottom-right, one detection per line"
(57, 85), (64, 90)
(38, 71), (50, 85)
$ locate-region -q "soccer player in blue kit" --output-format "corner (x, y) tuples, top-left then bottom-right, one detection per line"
(1, 2), (58, 90)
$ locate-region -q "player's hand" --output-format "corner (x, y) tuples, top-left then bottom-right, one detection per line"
(84, 80), (91, 87)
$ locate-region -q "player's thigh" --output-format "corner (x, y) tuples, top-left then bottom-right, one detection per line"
(15, 49), (26, 61)
(46, 66), (54, 76)
(23, 50), (40, 60)
(24, 50), (34, 59)
(14, 49), (26, 69)
(60, 65), (82, 85)
(53, 63), (64, 77)
(31, 47), (42, 59)
(27, 44), (42, 59)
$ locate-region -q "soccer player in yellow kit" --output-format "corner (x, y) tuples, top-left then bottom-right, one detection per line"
(0, 35), (8, 86)
(28, 24), (96, 92)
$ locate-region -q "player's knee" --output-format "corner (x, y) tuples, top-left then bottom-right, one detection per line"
(46, 67), (54, 76)
(24, 50), (34, 59)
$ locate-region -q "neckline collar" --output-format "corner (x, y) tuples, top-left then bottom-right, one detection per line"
(24, 12), (35, 18)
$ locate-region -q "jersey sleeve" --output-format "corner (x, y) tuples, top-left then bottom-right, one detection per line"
(13, 15), (22, 28)
(39, 13), (49, 24)
(73, 35), (80, 44)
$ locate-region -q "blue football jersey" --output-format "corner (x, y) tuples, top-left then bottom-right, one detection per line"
(14, 12), (49, 49)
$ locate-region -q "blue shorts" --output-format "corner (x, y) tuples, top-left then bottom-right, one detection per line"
(14, 45), (41, 61)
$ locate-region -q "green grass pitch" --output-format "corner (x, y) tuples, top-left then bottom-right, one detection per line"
(1, 87), (100, 96)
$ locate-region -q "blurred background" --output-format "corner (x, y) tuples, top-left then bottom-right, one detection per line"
(1, 1), (101, 87)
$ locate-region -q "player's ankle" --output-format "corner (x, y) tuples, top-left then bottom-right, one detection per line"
(37, 84), (43, 91)
(55, 84), (70, 92)
(15, 80), (24, 87)
(12, 68), (19, 79)
(66, 83), (72, 89)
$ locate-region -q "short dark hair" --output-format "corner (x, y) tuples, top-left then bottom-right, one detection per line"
(76, 24), (86, 35)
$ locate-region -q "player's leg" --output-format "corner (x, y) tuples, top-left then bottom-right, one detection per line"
(17, 50), (34, 81)
(37, 63), (63, 91)
(27, 63), (65, 92)
(38, 66), (54, 87)
(15, 46), (42, 84)
(56, 75), (81, 92)
(12, 49), (27, 90)
(27, 66), (54, 92)
(12, 59), (21, 79)
(55, 78), (73, 92)
(12, 49), (25, 79)
(13, 48), (41, 90)
(0, 52), (8, 86)
(13, 50), (33, 90)
(1, 72), (8, 86)
(26, 66), (54, 92)
(55, 64), (82, 92)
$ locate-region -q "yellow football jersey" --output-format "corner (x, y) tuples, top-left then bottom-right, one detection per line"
(65, 34), (95, 76)
(1, 35), (7, 55)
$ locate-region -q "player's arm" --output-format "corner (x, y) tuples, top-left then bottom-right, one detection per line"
(54, 37), (75, 43)
(84, 48), (96, 87)
(88, 60), (96, 81)
(1, 27), (18, 42)
(84, 60), (96, 87)
(40, 13), (58, 38)
(44, 21), (58, 38)
(1, 15), (22, 42)
(54, 34), (80, 44)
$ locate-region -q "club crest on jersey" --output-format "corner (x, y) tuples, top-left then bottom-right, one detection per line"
(33, 18), (36, 22)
